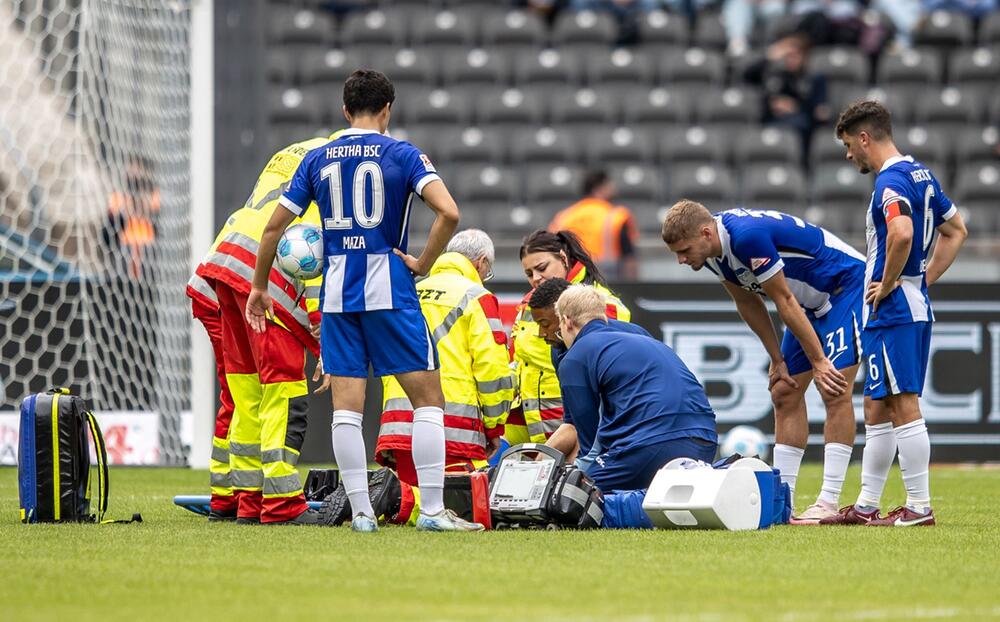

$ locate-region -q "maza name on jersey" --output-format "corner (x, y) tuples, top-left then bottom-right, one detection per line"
(342, 235), (366, 250)
(326, 144), (382, 159)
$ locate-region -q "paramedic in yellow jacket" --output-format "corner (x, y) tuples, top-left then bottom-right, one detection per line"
(378, 229), (513, 487)
(506, 230), (631, 445)
(193, 133), (340, 525)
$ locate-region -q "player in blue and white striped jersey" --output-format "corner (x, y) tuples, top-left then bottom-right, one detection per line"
(662, 201), (863, 524)
(819, 100), (967, 528)
(247, 70), (483, 533)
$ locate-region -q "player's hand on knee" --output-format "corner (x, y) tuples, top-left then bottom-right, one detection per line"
(245, 288), (273, 333)
(813, 358), (848, 397)
(768, 360), (798, 391)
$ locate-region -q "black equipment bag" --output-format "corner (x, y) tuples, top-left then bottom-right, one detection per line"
(548, 465), (604, 529)
(304, 469), (340, 502)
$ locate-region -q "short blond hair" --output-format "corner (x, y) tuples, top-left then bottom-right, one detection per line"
(661, 199), (714, 245)
(555, 285), (606, 327)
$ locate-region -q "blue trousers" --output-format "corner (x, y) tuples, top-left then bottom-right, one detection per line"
(589, 436), (718, 493)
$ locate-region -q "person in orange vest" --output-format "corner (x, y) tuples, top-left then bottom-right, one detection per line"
(548, 170), (639, 281)
(104, 156), (160, 280)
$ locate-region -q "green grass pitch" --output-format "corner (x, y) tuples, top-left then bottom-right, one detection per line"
(2, 464), (999, 622)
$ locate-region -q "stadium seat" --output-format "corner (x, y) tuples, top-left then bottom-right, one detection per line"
(513, 48), (582, 90)
(300, 49), (372, 87)
(693, 86), (762, 130)
(991, 92), (1000, 125)
(480, 8), (547, 49)
(393, 128), (441, 160)
(913, 86), (982, 132)
(954, 163), (1000, 205)
(476, 87), (547, 128)
(733, 126), (799, 167)
(440, 48), (508, 91)
(484, 203), (551, 236)
(954, 126), (1000, 168)
(585, 126), (657, 167)
(800, 204), (856, 235)
(637, 9), (688, 49)
(912, 10), (973, 51)
(670, 163), (737, 206)
(634, 203), (672, 235)
(452, 164), (521, 205)
(549, 87), (619, 130)
(948, 47), (1000, 97)
(953, 204), (996, 234)
(341, 9), (407, 48)
(269, 86), (325, 125)
(411, 9), (478, 51)
(370, 48), (439, 90)
(876, 47), (944, 87)
(741, 164), (808, 213)
(809, 128), (849, 168)
(659, 47), (725, 87)
(895, 126), (949, 177)
(586, 48), (655, 87)
(266, 123), (328, 156)
(833, 85), (916, 127)
(609, 164), (665, 204)
(267, 48), (297, 85)
(811, 163), (873, 208)
(268, 7), (335, 47)
(525, 165), (584, 206)
(508, 127), (579, 166)
(808, 47), (869, 91)
(660, 125), (728, 166)
(552, 9), (618, 52)
(691, 11), (728, 51)
(979, 11), (1000, 46)
(404, 88), (474, 131)
(621, 86), (692, 129)
(436, 127), (507, 165)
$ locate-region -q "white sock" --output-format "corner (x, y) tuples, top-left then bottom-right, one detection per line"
(895, 418), (931, 512)
(772, 444), (805, 498)
(412, 406), (446, 516)
(817, 442), (853, 506)
(331, 410), (374, 518)
(856, 422), (896, 509)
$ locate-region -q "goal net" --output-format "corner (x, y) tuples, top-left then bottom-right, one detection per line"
(0, 0), (193, 464)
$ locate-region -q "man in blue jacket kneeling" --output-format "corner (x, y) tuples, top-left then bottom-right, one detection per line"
(545, 284), (718, 493)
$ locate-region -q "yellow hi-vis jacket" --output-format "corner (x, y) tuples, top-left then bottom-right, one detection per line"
(377, 253), (514, 461)
(505, 262), (631, 444)
(192, 133), (341, 355)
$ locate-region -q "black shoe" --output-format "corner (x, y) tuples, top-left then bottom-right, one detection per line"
(208, 509), (237, 522)
(267, 508), (326, 526)
(235, 516), (260, 525)
(317, 485), (352, 526)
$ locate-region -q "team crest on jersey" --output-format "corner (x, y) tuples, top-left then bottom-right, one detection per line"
(420, 153), (436, 172)
(750, 257), (770, 271)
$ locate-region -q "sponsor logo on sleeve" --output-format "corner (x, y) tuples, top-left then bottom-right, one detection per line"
(419, 153), (436, 173)
(750, 257), (771, 271)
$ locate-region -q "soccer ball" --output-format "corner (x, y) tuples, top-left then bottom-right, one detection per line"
(720, 425), (769, 461)
(275, 223), (324, 280)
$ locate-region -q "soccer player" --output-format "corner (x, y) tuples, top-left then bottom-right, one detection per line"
(547, 285), (718, 492)
(376, 229), (513, 486)
(820, 100), (967, 527)
(507, 230), (631, 446)
(193, 134), (336, 525)
(247, 70), (482, 532)
(662, 200), (863, 524)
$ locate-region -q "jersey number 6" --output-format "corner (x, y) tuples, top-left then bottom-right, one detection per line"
(321, 161), (385, 230)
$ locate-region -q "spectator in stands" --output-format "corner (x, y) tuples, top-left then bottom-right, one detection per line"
(103, 155), (160, 280)
(517, 0), (570, 25)
(549, 170), (639, 282)
(743, 29), (830, 161)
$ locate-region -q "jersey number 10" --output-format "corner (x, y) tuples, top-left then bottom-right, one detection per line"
(321, 161), (385, 230)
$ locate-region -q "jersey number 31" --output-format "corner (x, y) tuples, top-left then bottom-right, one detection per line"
(321, 161), (385, 230)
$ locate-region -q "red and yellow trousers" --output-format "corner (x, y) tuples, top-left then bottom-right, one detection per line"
(215, 283), (310, 523)
(190, 293), (237, 513)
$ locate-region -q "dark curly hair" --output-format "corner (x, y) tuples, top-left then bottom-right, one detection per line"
(343, 69), (395, 117)
(528, 278), (571, 310)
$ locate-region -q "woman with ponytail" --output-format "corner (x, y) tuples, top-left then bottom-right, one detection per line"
(505, 230), (632, 445)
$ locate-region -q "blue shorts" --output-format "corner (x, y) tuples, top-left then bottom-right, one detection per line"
(588, 436), (718, 493)
(782, 285), (863, 376)
(862, 321), (933, 399)
(321, 308), (439, 378)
